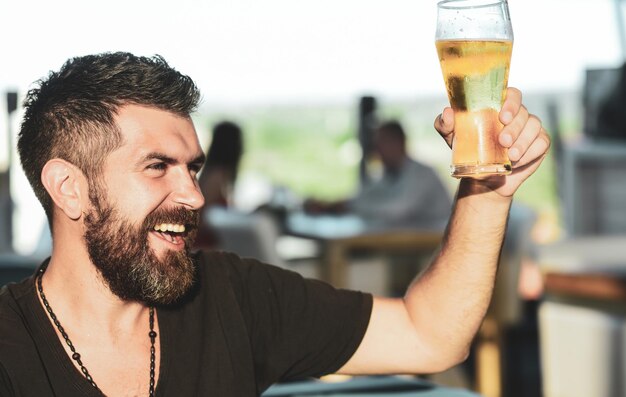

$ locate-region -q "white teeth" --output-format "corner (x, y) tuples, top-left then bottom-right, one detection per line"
(153, 223), (185, 233)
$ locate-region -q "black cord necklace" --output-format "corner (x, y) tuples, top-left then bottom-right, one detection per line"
(36, 264), (157, 397)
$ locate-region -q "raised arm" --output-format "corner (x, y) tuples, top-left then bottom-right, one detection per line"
(338, 88), (551, 374)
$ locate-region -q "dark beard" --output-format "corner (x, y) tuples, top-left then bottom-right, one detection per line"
(84, 197), (199, 306)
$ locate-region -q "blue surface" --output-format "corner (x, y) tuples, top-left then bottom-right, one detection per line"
(263, 375), (482, 396)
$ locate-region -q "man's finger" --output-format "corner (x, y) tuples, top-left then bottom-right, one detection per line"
(499, 105), (530, 148)
(500, 87), (522, 125)
(511, 129), (551, 169)
(505, 112), (539, 161)
(434, 107), (455, 147)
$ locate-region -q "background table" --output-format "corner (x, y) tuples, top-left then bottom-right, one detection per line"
(263, 375), (482, 397)
(284, 212), (444, 289)
(537, 235), (626, 397)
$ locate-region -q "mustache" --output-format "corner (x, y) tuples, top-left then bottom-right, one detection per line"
(143, 207), (199, 232)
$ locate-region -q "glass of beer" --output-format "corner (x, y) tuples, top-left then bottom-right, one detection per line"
(435, 0), (513, 178)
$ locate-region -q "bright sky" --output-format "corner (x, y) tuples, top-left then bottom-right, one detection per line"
(0, 0), (623, 105)
(0, 0), (624, 253)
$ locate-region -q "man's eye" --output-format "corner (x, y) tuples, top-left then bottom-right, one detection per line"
(189, 165), (202, 176)
(148, 163), (167, 171)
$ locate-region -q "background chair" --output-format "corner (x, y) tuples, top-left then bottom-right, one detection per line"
(205, 206), (289, 267)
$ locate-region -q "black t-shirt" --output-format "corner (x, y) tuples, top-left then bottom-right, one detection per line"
(0, 251), (372, 396)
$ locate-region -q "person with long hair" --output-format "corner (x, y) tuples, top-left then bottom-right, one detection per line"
(198, 120), (244, 208)
(193, 120), (244, 248)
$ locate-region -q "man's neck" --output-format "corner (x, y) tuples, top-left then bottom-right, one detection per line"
(42, 241), (148, 338)
(38, 245), (160, 397)
(384, 155), (409, 176)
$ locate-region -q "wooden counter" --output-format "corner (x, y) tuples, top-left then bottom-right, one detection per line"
(544, 271), (626, 302)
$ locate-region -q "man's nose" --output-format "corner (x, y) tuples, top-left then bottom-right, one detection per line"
(171, 170), (205, 210)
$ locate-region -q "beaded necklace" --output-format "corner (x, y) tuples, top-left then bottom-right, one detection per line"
(36, 264), (157, 397)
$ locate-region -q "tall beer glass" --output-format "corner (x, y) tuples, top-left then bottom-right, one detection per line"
(435, 0), (513, 178)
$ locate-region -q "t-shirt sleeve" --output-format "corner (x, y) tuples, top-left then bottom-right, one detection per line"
(222, 253), (373, 391)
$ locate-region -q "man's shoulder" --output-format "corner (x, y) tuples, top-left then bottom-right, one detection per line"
(1, 262), (38, 317)
(193, 249), (286, 277)
(193, 249), (250, 278)
(189, 249), (256, 300)
(0, 279), (58, 396)
(191, 249), (304, 296)
(0, 278), (34, 320)
(0, 280), (38, 359)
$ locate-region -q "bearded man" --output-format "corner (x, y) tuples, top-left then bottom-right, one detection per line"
(0, 52), (549, 396)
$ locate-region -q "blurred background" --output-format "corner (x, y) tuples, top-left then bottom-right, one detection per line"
(1, 0), (624, 251)
(2, 1), (626, 396)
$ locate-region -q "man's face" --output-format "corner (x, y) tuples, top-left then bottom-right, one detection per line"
(84, 105), (206, 305)
(374, 130), (405, 171)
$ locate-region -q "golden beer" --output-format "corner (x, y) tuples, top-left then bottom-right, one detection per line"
(436, 39), (513, 178)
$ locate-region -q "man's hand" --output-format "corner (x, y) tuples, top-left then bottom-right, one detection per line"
(434, 87), (551, 197)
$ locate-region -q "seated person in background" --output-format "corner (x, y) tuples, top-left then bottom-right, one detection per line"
(305, 120), (452, 228)
(195, 120), (244, 248)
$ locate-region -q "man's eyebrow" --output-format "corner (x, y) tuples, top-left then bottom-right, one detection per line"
(142, 152), (176, 164)
(191, 153), (206, 167)
(141, 152), (206, 167)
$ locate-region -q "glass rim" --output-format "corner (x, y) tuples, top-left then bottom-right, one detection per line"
(437, 0), (507, 10)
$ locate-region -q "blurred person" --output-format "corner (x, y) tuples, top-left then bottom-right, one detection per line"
(597, 61), (626, 141)
(198, 120), (244, 207)
(305, 120), (452, 229)
(194, 120), (244, 248)
(0, 52), (549, 396)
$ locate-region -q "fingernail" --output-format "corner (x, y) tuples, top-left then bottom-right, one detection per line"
(500, 133), (513, 147)
(501, 111), (513, 124)
(509, 147), (519, 160)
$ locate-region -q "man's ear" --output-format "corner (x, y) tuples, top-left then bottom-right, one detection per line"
(41, 159), (86, 221)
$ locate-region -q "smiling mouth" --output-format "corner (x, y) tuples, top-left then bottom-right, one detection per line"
(151, 223), (187, 246)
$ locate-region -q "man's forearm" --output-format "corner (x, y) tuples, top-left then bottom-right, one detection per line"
(403, 179), (512, 365)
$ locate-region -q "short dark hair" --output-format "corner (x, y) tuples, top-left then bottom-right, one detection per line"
(205, 120), (244, 178)
(17, 52), (201, 223)
(376, 119), (407, 144)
